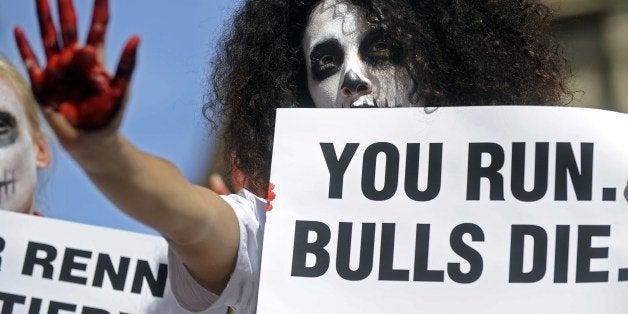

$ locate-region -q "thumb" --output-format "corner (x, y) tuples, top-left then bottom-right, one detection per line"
(42, 106), (80, 144)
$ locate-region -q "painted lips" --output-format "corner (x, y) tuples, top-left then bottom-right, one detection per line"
(0, 170), (16, 202)
(348, 98), (401, 108)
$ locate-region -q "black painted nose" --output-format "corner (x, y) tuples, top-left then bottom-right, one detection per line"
(341, 70), (371, 97)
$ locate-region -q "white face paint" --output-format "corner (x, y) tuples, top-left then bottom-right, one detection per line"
(0, 79), (37, 214)
(303, 0), (413, 108)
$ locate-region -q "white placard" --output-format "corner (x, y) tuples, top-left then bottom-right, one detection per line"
(0, 210), (219, 314)
(258, 106), (628, 313)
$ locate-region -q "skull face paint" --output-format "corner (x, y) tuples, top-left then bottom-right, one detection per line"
(303, 0), (413, 108)
(0, 79), (38, 214)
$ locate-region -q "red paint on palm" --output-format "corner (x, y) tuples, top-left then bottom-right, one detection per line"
(266, 182), (276, 212)
(14, 0), (139, 130)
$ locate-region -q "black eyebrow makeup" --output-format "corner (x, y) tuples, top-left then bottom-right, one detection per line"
(359, 28), (402, 68)
(310, 38), (344, 81)
(0, 112), (18, 147)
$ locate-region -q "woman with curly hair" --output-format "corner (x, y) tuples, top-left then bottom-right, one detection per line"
(14, 0), (569, 313)
(209, 0), (570, 196)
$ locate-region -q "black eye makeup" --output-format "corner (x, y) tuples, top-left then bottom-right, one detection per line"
(359, 29), (402, 68)
(310, 39), (344, 82)
(0, 111), (18, 148)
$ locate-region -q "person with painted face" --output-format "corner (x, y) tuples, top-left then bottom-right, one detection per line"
(14, 0), (571, 313)
(0, 55), (50, 215)
(208, 0), (571, 196)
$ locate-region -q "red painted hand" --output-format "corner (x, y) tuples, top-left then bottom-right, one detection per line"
(266, 182), (276, 211)
(14, 0), (139, 130)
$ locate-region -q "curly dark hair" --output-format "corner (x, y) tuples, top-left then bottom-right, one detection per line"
(205, 0), (571, 194)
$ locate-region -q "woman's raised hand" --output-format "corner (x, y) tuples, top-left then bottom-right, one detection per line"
(14, 0), (139, 135)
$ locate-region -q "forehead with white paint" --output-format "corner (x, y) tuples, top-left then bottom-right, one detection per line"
(303, 0), (365, 56)
(0, 78), (37, 214)
(303, 0), (412, 108)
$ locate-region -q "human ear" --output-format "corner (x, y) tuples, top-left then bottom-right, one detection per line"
(34, 133), (51, 169)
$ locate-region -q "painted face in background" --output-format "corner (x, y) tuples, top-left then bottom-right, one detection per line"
(303, 0), (413, 108)
(0, 79), (38, 213)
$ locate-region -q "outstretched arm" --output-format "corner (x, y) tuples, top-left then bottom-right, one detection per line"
(14, 0), (239, 293)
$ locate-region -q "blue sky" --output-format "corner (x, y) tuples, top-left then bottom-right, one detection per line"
(0, 1), (241, 234)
